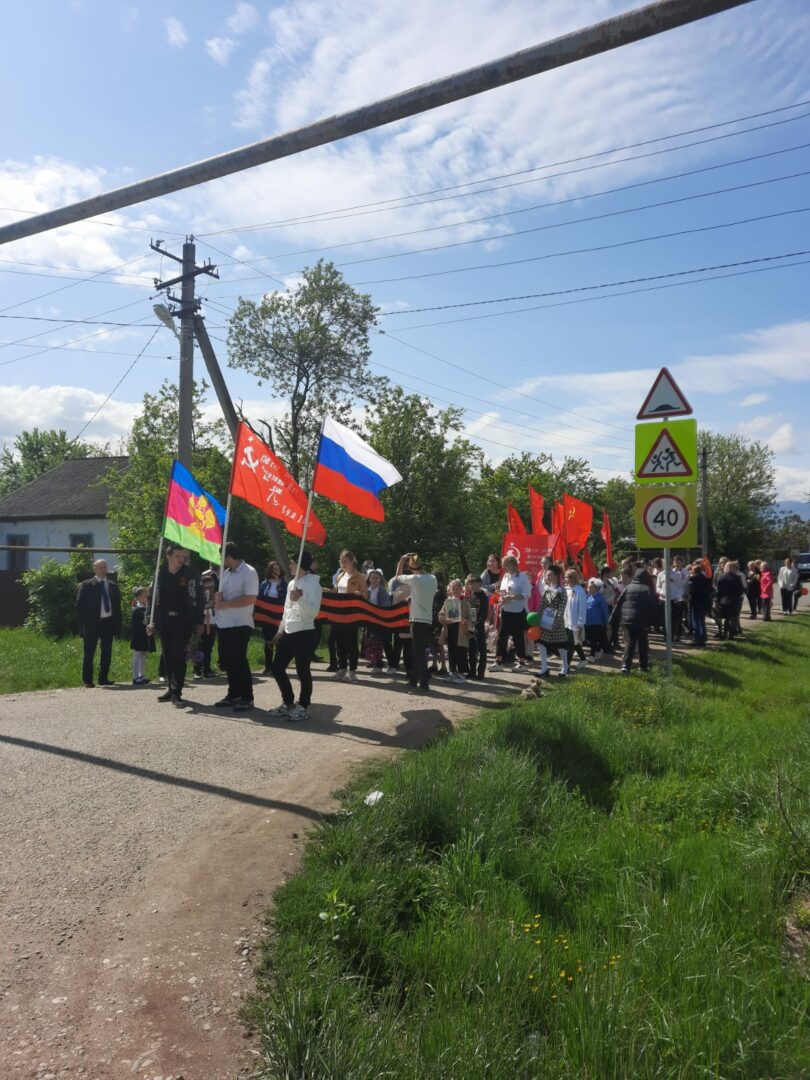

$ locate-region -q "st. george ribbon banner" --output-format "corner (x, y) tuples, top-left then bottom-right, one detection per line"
(254, 592), (411, 631)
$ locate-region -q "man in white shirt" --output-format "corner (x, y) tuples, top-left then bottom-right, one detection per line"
(268, 551), (323, 721)
(491, 555), (531, 672)
(214, 542), (259, 711)
(656, 557), (686, 641)
(393, 552), (438, 692)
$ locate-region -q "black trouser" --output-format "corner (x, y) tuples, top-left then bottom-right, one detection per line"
(391, 634), (412, 675)
(780, 587), (794, 615)
(762, 598), (772, 621)
(272, 629), (319, 707)
(671, 600), (684, 640)
(195, 625), (217, 675)
(335, 625), (359, 671)
(622, 625), (649, 671)
(327, 626), (338, 667)
(261, 624), (275, 671)
(159, 618), (189, 696)
(409, 621), (433, 688)
(81, 620), (115, 684)
(585, 624), (608, 656)
(468, 624), (487, 678)
(497, 609), (527, 661)
(446, 623), (468, 674)
(218, 625), (254, 702)
(794, 588), (802, 611)
(746, 585), (759, 618)
(567, 629), (587, 661)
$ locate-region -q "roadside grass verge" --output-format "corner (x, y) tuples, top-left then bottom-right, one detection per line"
(246, 616), (810, 1079)
(0, 627), (266, 694)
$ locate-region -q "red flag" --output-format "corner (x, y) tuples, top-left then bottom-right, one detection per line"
(507, 500), (527, 534)
(230, 421), (326, 546)
(581, 547), (599, 581)
(701, 555), (712, 579)
(550, 502), (566, 563)
(600, 508), (613, 568)
(528, 485), (548, 535)
(562, 493), (593, 555)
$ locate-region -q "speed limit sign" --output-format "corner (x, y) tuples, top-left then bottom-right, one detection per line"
(635, 485), (697, 547)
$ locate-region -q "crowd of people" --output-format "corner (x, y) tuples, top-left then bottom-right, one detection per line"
(75, 545), (804, 718)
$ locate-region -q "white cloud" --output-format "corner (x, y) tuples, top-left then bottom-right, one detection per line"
(774, 465), (810, 503)
(207, 36), (236, 65)
(122, 7), (139, 31)
(766, 422), (797, 455)
(165, 16), (188, 49)
(0, 384), (140, 446)
(740, 393), (769, 408)
(227, 2), (259, 34)
(674, 322), (810, 392)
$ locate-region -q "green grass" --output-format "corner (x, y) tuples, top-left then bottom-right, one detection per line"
(0, 627), (268, 693)
(245, 616), (810, 1079)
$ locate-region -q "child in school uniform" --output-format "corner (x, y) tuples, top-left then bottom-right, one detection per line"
(438, 579), (472, 684)
(537, 565), (570, 677)
(585, 578), (610, 659)
(465, 574), (488, 680)
(129, 586), (154, 685)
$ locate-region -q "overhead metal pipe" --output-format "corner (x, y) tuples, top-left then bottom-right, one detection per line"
(0, 0), (756, 247)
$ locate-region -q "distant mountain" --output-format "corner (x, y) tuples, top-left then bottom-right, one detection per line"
(775, 500), (810, 518)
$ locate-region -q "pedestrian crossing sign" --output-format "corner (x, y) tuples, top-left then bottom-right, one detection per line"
(635, 418), (697, 484)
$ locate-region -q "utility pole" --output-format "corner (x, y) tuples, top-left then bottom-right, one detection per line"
(0, 0), (756, 248)
(700, 443), (709, 556)
(193, 316), (290, 569)
(151, 237), (218, 466)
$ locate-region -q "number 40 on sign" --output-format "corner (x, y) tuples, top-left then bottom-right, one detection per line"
(635, 485), (697, 547)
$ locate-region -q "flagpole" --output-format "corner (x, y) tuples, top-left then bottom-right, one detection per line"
(149, 535), (164, 626)
(294, 417), (325, 575)
(218, 492), (233, 581)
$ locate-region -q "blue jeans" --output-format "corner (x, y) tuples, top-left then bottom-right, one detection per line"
(691, 607), (707, 647)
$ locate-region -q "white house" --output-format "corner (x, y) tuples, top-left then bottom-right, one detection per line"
(0, 457), (129, 571)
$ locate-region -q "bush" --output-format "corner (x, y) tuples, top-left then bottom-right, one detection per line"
(22, 550), (93, 637)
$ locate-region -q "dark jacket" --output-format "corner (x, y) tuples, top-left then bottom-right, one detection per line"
(617, 569), (656, 628)
(258, 577), (288, 605)
(716, 571), (744, 609)
(129, 604), (155, 652)
(76, 576), (122, 636)
(689, 572), (714, 613)
(153, 564), (204, 635)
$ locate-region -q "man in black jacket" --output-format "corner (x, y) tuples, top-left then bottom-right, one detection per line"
(149, 545), (204, 706)
(616, 564), (656, 674)
(76, 559), (122, 687)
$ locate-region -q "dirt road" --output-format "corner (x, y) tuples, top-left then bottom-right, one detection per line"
(0, 666), (512, 1079)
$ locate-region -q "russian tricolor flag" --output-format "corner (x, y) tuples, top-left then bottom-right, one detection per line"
(312, 417), (402, 521)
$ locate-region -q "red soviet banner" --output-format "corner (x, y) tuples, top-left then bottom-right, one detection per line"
(230, 421), (326, 545)
(501, 532), (559, 579)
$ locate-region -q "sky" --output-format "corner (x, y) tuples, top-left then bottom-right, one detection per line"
(0, 0), (808, 507)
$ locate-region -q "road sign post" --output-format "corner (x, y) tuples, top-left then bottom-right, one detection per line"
(634, 366), (695, 681)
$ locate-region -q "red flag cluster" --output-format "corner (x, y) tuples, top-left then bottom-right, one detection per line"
(504, 488), (614, 575)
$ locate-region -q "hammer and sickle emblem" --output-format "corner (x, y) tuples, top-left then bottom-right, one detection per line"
(241, 440), (259, 473)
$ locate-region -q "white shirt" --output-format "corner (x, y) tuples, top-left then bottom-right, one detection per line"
(216, 560), (259, 629)
(95, 575), (112, 620)
(656, 569), (685, 602)
(498, 571), (530, 613)
(564, 584), (587, 629)
(778, 566), (799, 589)
(398, 572), (437, 624)
(280, 573), (323, 634)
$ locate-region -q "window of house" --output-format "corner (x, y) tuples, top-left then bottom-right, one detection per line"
(69, 532), (94, 552)
(6, 534), (29, 572)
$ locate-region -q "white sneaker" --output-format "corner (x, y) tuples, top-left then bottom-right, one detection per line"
(346, 670), (358, 682)
(489, 662), (503, 672)
(288, 704), (309, 721)
(267, 704), (291, 717)
(593, 650), (604, 661)
(334, 670), (347, 681)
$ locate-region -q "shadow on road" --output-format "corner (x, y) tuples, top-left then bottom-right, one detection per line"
(0, 733), (324, 818)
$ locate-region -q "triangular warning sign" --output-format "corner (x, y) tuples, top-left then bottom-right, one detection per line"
(637, 367), (692, 420)
(637, 428), (693, 479)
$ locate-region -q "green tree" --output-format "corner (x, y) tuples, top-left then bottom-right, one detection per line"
(595, 476), (636, 561)
(313, 387), (482, 577)
(22, 550), (94, 637)
(106, 380), (277, 582)
(0, 428), (99, 497)
(700, 430), (776, 561)
(226, 259), (379, 483)
(763, 511), (810, 556)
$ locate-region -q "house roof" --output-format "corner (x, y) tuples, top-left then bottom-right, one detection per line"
(0, 457), (129, 520)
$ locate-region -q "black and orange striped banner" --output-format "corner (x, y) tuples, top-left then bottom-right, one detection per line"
(254, 591), (411, 631)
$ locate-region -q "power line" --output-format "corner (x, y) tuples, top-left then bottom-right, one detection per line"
(199, 99), (810, 237)
(351, 204), (810, 286)
(391, 254), (810, 331)
(0, 298), (148, 352)
(0, 204), (182, 234)
(70, 327), (162, 443)
(0, 254), (151, 315)
(381, 249), (810, 316)
(378, 331), (633, 437)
